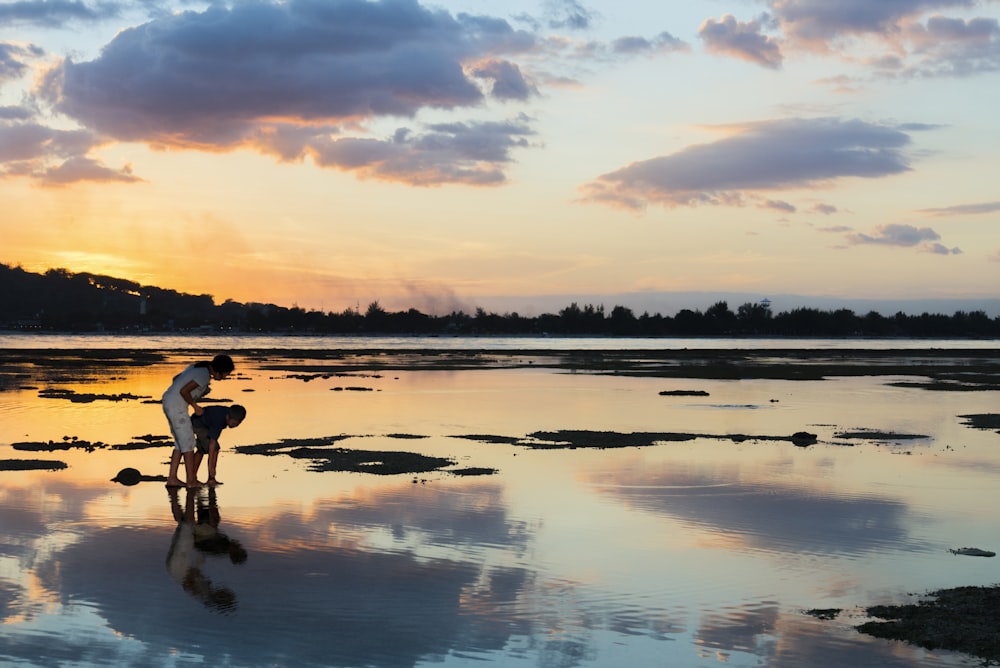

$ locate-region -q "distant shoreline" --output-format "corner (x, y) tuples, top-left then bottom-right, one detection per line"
(3, 347), (999, 384)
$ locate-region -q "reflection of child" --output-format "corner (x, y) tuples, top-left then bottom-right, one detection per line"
(163, 354), (234, 489)
(166, 488), (240, 613)
(191, 404), (246, 486)
(194, 488), (248, 565)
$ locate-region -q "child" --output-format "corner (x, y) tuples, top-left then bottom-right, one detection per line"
(192, 404), (246, 486)
(163, 354), (235, 488)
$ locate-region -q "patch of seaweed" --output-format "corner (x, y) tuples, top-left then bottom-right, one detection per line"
(38, 388), (149, 403)
(234, 435), (353, 455)
(0, 459), (68, 471)
(449, 467), (498, 476)
(12, 438), (107, 452)
(857, 585), (1000, 664)
(285, 447), (455, 475)
(959, 414), (1000, 431)
(833, 430), (930, 441)
(452, 434), (524, 445)
(526, 430), (699, 449)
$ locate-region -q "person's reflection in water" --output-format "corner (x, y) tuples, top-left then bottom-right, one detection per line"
(166, 488), (246, 613)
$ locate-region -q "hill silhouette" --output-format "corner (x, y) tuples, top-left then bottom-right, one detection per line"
(2, 263), (998, 337)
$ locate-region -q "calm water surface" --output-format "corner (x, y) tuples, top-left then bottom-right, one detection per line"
(1, 338), (998, 667)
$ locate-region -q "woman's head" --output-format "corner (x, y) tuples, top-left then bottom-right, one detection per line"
(210, 354), (235, 380)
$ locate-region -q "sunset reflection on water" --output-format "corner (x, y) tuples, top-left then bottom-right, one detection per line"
(1, 347), (998, 667)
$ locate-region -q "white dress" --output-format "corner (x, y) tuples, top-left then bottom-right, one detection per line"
(161, 365), (211, 453)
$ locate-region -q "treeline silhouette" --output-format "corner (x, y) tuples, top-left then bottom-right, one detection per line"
(2, 263), (998, 338)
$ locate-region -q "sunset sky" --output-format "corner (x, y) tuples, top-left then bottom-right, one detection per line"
(2, 0), (999, 315)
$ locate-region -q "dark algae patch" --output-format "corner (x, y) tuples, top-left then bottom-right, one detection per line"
(0, 459), (68, 471)
(833, 430), (930, 442)
(13, 437), (108, 452)
(13, 434), (174, 452)
(857, 585), (1000, 664)
(38, 388), (149, 403)
(235, 437), (455, 475)
(959, 414), (1000, 432)
(528, 430), (699, 448)
(285, 447), (454, 475)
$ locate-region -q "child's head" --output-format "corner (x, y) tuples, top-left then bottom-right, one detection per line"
(227, 404), (246, 428)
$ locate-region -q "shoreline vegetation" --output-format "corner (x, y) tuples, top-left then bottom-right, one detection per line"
(4, 264), (1000, 337)
(3, 346), (1000, 662)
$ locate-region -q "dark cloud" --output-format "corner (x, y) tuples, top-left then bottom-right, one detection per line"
(699, 14), (783, 69)
(35, 0), (540, 185)
(0, 121), (96, 162)
(611, 31), (687, 56)
(39, 155), (142, 186)
(304, 117), (535, 186)
(761, 199), (796, 212)
(579, 117), (918, 210)
(0, 120), (137, 184)
(760, 1), (1000, 79)
(904, 15), (1000, 76)
(470, 59), (538, 100)
(810, 203), (839, 215)
(0, 41), (44, 82)
(0, 105), (34, 120)
(919, 200), (1000, 216)
(0, 0), (120, 27)
(40, 0), (536, 140)
(846, 223), (962, 254)
(767, 0), (975, 44)
(543, 0), (596, 31)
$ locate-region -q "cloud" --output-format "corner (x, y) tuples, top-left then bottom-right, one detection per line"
(543, 0), (596, 31)
(39, 155), (143, 186)
(469, 59), (538, 100)
(845, 223), (961, 254)
(0, 105), (34, 120)
(0, 0), (120, 27)
(902, 15), (1000, 76)
(0, 41), (45, 82)
(919, 201), (1000, 216)
(34, 0), (543, 186)
(759, 1), (999, 78)
(611, 32), (688, 56)
(761, 199), (796, 213)
(699, 14), (783, 69)
(810, 203), (839, 215)
(303, 117), (535, 186)
(39, 0), (537, 143)
(0, 121), (96, 162)
(766, 0), (976, 46)
(579, 117), (919, 210)
(0, 120), (137, 184)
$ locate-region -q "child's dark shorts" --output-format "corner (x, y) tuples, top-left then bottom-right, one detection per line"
(193, 426), (216, 454)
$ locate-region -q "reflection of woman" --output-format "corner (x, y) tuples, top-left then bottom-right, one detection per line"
(166, 488), (241, 613)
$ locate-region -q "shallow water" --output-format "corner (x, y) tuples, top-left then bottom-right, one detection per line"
(1, 345), (999, 667)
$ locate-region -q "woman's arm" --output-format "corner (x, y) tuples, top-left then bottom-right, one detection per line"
(178, 380), (205, 416)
